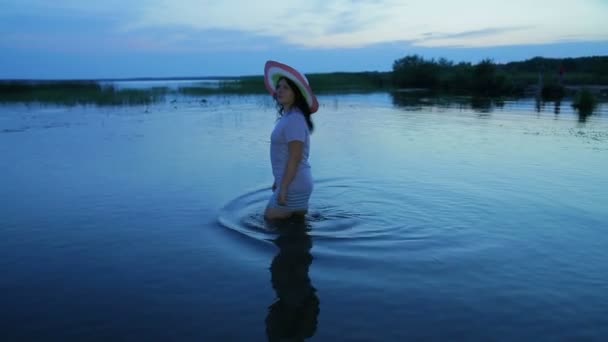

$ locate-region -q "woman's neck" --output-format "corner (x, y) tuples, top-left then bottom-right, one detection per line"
(283, 105), (301, 115)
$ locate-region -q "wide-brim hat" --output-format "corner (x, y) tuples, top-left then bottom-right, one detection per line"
(264, 60), (319, 114)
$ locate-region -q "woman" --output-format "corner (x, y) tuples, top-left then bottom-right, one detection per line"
(263, 60), (319, 220)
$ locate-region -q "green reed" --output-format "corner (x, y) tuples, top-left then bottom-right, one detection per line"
(0, 81), (166, 106)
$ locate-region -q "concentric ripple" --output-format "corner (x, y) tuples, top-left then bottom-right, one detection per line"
(217, 177), (500, 257)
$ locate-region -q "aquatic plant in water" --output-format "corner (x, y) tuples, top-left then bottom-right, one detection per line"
(572, 88), (597, 115)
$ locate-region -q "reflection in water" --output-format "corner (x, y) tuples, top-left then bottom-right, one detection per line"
(575, 104), (595, 123)
(578, 112), (590, 123)
(470, 96), (493, 113)
(389, 92), (514, 114)
(389, 90), (432, 110)
(387, 90), (608, 126)
(265, 217), (320, 341)
(554, 100), (561, 115)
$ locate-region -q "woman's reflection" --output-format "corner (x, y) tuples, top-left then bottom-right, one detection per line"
(265, 217), (320, 341)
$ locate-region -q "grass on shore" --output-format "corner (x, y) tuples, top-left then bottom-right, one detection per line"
(1, 70), (605, 108)
(178, 72), (392, 96)
(0, 81), (166, 106)
(0, 72), (393, 106)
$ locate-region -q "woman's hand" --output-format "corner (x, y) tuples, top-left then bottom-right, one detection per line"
(278, 187), (288, 206)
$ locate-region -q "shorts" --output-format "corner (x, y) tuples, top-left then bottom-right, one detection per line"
(266, 188), (312, 212)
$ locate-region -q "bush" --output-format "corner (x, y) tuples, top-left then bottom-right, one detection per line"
(392, 55), (441, 89)
(572, 88), (597, 115)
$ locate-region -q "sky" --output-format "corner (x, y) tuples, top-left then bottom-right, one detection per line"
(1, 0), (607, 79)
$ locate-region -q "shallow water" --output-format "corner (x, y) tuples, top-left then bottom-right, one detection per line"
(1, 93), (608, 341)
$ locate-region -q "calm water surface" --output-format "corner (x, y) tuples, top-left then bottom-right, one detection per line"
(1, 92), (607, 341)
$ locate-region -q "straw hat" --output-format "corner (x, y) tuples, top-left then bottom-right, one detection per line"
(264, 60), (319, 114)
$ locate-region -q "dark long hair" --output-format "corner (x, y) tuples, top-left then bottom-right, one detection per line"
(275, 76), (314, 133)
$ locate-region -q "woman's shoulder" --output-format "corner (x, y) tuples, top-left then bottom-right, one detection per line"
(285, 113), (307, 132)
(286, 109), (306, 123)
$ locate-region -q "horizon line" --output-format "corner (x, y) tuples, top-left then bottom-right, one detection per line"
(2, 54), (606, 82)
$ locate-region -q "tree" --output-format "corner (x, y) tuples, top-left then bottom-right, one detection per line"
(392, 55), (440, 89)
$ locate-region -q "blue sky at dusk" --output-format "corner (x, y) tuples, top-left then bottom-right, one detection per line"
(1, 0), (607, 79)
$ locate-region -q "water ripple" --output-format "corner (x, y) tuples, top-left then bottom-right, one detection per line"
(217, 177), (494, 258)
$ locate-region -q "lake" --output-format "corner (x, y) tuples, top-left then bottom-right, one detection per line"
(1, 90), (607, 341)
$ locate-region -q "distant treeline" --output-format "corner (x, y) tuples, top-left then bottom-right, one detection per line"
(233, 55), (608, 97)
(391, 55), (608, 96)
(1, 56), (606, 106)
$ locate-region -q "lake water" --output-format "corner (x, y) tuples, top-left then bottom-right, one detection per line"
(98, 79), (229, 90)
(1, 91), (607, 341)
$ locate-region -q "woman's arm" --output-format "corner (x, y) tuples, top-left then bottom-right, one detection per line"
(278, 140), (304, 205)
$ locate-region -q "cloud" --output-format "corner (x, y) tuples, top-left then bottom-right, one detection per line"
(124, 0), (405, 47)
(414, 26), (540, 48)
(2, 0), (608, 53)
(122, 0), (608, 49)
(422, 26), (534, 41)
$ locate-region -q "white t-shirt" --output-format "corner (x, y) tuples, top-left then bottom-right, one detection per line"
(270, 108), (313, 193)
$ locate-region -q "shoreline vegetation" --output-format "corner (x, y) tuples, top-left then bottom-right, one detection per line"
(1, 56), (606, 114)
